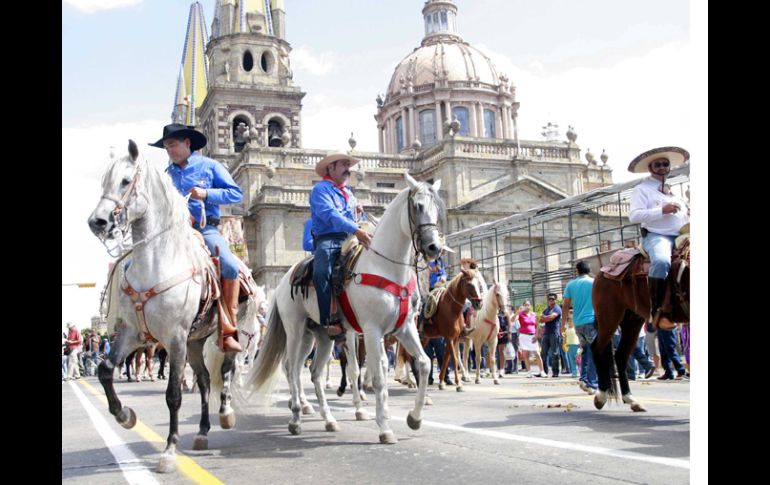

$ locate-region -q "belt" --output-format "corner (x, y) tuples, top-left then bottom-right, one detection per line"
(194, 217), (219, 229)
(315, 232), (347, 242)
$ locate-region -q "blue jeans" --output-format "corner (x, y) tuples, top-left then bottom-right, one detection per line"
(200, 225), (239, 279)
(657, 328), (686, 378)
(313, 236), (345, 326)
(540, 334), (561, 376)
(628, 335), (653, 378)
(643, 232), (676, 279)
(575, 322), (598, 389)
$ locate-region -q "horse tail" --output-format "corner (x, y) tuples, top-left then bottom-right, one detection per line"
(244, 294), (286, 399)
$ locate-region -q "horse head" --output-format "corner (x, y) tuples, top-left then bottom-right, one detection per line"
(88, 140), (148, 242)
(492, 280), (509, 311)
(459, 268), (482, 310)
(404, 172), (445, 262)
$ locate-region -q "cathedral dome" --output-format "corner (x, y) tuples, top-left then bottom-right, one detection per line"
(386, 41), (502, 98)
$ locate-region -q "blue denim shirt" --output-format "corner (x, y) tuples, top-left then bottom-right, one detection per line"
(166, 153), (243, 223)
(302, 218), (315, 251)
(309, 180), (359, 237)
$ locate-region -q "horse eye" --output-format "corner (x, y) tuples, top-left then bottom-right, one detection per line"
(121, 178), (131, 187)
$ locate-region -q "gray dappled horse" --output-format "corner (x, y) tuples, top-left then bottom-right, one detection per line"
(88, 140), (257, 473)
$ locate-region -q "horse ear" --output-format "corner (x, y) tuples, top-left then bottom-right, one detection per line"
(404, 172), (419, 189)
(432, 178), (442, 192)
(128, 139), (139, 163)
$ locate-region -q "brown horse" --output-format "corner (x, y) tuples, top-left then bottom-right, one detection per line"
(591, 240), (690, 412)
(421, 268), (482, 391)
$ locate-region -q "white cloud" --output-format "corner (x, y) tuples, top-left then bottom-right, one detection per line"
(290, 46), (336, 77)
(63, 0), (142, 14)
(476, 40), (699, 184)
(62, 119), (169, 332)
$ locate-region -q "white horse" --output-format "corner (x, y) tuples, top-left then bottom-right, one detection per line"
(463, 282), (509, 385)
(246, 173), (445, 443)
(88, 140), (256, 473)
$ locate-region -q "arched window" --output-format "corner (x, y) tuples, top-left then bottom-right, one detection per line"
(484, 109), (496, 138)
(419, 109), (436, 148)
(451, 106), (470, 136)
(232, 116), (250, 152)
(267, 118), (285, 147)
(243, 51), (254, 72)
(396, 116), (404, 151)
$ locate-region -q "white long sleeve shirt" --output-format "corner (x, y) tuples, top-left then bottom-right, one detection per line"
(629, 178), (689, 236)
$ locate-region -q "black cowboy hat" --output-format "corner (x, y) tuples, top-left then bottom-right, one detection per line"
(148, 123), (207, 151)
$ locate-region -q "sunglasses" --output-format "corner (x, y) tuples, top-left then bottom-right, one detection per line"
(652, 160), (670, 168)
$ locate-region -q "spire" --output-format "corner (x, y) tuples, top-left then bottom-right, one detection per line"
(176, 2), (209, 126)
(212, 0), (284, 37)
(171, 65), (189, 124)
(421, 0), (462, 46)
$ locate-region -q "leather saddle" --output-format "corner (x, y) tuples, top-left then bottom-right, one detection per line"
(289, 239), (365, 301)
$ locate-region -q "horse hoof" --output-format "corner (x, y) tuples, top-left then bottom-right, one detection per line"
(461, 377), (471, 383)
(456, 386), (464, 392)
(355, 410), (370, 421)
(594, 395), (606, 410)
(630, 403), (647, 412)
(494, 380), (500, 385)
(220, 412), (236, 429)
(302, 404), (315, 415)
(117, 408), (136, 429)
(192, 435), (208, 451)
(475, 379), (480, 384)
(325, 383), (332, 390)
(156, 453), (177, 474)
(379, 431), (397, 444)
(407, 383), (416, 389)
(365, 385), (374, 393)
(336, 388), (345, 397)
(406, 412), (422, 430)
(288, 423), (302, 435)
(424, 396), (434, 406)
(325, 421), (340, 432)
(359, 392), (367, 401)
(438, 382), (445, 390)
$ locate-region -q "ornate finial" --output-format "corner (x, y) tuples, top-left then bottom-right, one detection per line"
(266, 161), (276, 179)
(281, 132), (291, 147)
(412, 137), (422, 150)
(600, 149), (608, 165)
(348, 132), (357, 150)
(541, 121), (560, 141)
(376, 93), (384, 107)
(449, 116), (461, 136)
(355, 166), (365, 183)
(585, 148), (595, 165)
(566, 125), (577, 143)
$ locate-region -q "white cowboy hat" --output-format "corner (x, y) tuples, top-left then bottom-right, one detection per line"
(314, 152), (360, 177)
(627, 146), (689, 173)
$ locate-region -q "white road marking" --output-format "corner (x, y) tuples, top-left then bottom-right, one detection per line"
(69, 381), (161, 485)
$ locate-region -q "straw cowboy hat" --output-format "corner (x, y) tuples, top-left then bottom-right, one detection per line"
(315, 152), (360, 177)
(149, 123), (207, 151)
(627, 146), (689, 173)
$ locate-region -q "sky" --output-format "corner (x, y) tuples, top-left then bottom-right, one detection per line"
(63, 0), (706, 475)
(62, 0), (706, 329)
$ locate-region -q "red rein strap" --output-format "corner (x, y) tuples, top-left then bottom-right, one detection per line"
(339, 274), (417, 334)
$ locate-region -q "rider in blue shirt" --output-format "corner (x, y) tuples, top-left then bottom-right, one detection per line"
(150, 123), (244, 352)
(302, 218), (315, 252)
(309, 153), (371, 337)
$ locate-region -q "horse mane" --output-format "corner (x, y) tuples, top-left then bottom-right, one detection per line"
(104, 154), (212, 273)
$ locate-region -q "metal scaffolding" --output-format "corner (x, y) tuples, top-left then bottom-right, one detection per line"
(443, 165), (690, 308)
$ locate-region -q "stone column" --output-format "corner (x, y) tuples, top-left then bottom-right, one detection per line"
(469, 101), (478, 137)
(435, 100), (443, 141)
(495, 105), (503, 140)
(378, 125), (384, 153)
(409, 104), (417, 144)
(401, 106), (409, 149)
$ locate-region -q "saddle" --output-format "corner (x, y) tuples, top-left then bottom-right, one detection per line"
(289, 235), (366, 301)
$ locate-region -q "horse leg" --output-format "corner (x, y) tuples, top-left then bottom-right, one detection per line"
(618, 312), (647, 412)
(97, 331), (143, 430)
(325, 356), (332, 390)
(185, 339), (211, 450)
(284, 325), (306, 435)
(309, 335), (339, 431)
(157, 336), (188, 474)
(437, 339), (450, 390)
(218, 350), (238, 428)
(398, 321), (431, 429)
(344, 332), (369, 421)
(489, 336), (500, 385)
(363, 331), (395, 443)
(460, 338), (471, 382)
(337, 345), (348, 397)
(591, 322), (617, 410)
(147, 344), (157, 382)
(297, 332), (317, 415)
(134, 350), (144, 382)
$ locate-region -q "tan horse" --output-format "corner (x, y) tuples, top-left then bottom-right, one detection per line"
(464, 282), (509, 385)
(421, 268), (481, 391)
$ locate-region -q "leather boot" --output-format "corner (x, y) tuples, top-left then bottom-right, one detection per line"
(219, 278), (242, 352)
(648, 277), (675, 331)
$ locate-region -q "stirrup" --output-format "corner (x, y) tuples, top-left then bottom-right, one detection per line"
(327, 322), (345, 337)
